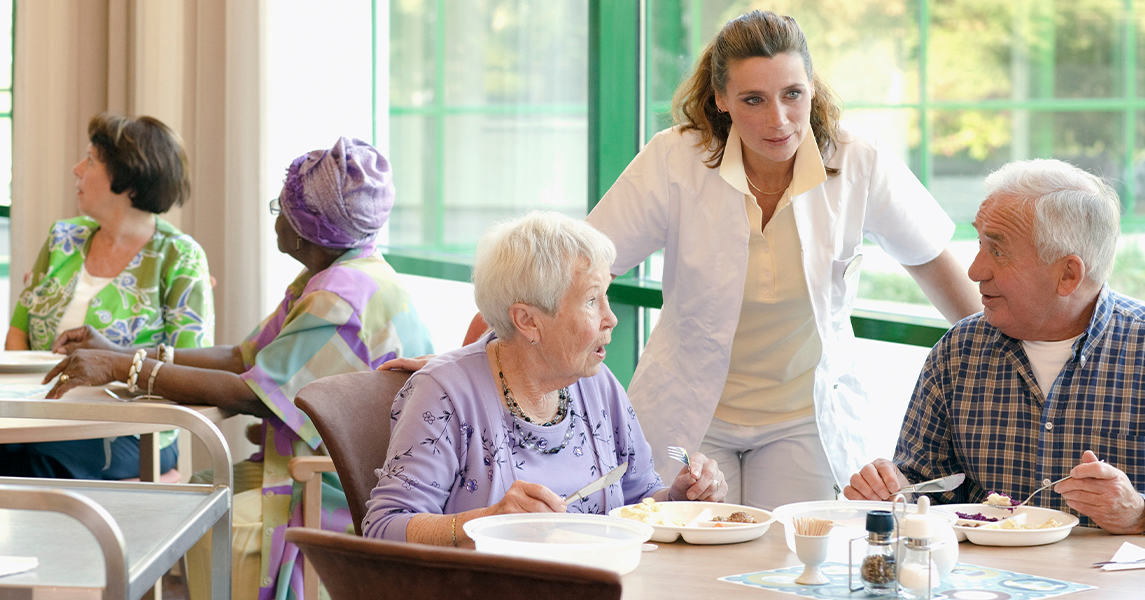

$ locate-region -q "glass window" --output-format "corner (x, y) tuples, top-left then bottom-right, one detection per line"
(0, 0), (14, 323)
(388, 0), (589, 252)
(643, 0), (1145, 320)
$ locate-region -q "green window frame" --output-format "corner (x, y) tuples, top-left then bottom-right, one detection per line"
(379, 1), (1145, 386)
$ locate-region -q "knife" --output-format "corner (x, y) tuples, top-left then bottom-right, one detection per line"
(565, 462), (628, 503)
(899, 473), (965, 494)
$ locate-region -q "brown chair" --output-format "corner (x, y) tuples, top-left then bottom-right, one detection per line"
(286, 528), (623, 600)
(288, 368), (413, 600)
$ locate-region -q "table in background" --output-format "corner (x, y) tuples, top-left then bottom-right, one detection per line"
(0, 400), (233, 600)
(0, 371), (232, 480)
(623, 526), (1141, 599)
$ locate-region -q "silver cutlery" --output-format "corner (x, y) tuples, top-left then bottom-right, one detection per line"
(667, 445), (690, 467)
(898, 473), (966, 494)
(565, 462), (628, 503)
(1018, 475), (1072, 506)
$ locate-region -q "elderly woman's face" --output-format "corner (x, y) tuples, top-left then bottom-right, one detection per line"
(72, 144), (116, 217)
(537, 262), (618, 380)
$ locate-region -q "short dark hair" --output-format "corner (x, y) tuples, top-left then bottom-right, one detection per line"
(87, 113), (190, 214)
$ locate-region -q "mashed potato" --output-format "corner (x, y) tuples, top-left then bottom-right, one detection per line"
(983, 492), (1017, 507)
(616, 498), (685, 527)
(981, 517), (1062, 530)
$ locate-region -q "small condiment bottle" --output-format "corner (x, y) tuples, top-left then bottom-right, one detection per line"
(860, 510), (896, 596)
(898, 496), (940, 599)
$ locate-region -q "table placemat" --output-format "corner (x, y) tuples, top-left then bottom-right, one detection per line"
(720, 562), (1095, 599)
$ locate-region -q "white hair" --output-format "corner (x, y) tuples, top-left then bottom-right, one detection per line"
(984, 158), (1121, 283)
(473, 211), (616, 340)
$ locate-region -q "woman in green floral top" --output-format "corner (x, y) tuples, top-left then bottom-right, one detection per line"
(1, 113), (214, 480)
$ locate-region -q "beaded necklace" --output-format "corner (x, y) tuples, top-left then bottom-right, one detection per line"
(495, 342), (573, 454)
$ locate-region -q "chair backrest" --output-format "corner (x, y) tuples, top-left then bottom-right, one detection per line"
(286, 528), (623, 600)
(295, 369), (412, 534)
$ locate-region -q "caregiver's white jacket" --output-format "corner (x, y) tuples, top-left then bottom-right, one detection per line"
(586, 125), (953, 486)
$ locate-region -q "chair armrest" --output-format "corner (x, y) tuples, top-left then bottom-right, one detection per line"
(289, 456), (335, 600)
(289, 456), (335, 482)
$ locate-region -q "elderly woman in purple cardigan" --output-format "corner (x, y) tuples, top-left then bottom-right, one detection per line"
(363, 211), (727, 546)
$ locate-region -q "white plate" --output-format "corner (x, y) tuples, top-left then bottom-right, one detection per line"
(608, 501), (774, 545)
(0, 351), (63, 373)
(464, 513), (653, 575)
(772, 500), (959, 564)
(946, 503), (1079, 546)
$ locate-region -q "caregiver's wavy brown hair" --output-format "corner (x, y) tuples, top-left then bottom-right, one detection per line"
(672, 10), (842, 172)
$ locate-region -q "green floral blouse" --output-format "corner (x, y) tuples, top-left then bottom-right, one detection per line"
(11, 216), (215, 351)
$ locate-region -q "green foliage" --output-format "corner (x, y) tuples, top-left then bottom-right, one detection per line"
(858, 270), (931, 305)
(1110, 242), (1145, 300)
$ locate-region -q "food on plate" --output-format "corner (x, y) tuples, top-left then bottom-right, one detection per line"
(983, 492), (1018, 506)
(712, 511), (756, 524)
(955, 511), (1000, 525)
(981, 517), (1062, 530)
(616, 498), (685, 527)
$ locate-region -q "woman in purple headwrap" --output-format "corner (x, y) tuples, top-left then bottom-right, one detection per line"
(45, 137), (433, 600)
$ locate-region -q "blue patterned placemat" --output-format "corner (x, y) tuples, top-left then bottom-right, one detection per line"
(720, 562), (1095, 599)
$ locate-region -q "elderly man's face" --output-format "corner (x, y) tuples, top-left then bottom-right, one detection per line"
(968, 195), (1067, 340)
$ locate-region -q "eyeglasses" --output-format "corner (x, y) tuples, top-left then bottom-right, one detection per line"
(269, 197), (281, 216)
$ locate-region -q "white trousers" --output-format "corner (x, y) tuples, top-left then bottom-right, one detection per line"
(697, 414), (836, 511)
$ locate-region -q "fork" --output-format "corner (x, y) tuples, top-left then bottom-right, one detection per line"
(1018, 475), (1073, 506)
(666, 445), (690, 466)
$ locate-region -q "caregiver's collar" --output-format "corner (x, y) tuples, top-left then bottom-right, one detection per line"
(719, 124), (827, 198)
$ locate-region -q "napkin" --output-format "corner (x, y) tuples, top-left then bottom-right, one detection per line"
(0, 556), (37, 578)
(1101, 541), (1145, 571)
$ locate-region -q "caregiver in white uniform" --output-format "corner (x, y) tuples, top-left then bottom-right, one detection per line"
(586, 10), (981, 510)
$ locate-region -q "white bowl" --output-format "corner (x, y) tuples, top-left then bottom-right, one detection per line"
(946, 504), (1079, 546)
(463, 513), (654, 575)
(608, 501), (774, 545)
(772, 500), (959, 568)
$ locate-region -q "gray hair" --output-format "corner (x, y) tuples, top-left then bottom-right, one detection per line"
(473, 211), (617, 340)
(984, 158), (1121, 283)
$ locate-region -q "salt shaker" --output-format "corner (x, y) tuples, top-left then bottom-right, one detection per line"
(898, 496), (940, 599)
(860, 510), (896, 596)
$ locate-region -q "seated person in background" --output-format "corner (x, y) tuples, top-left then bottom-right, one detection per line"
(845, 159), (1145, 534)
(363, 211), (726, 546)
(47, 137), (433, 598)
(1, 113), (213, 481)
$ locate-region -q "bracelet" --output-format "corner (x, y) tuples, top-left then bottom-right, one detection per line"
(157, 343), (174, 364)
(146, 361), (164, 399)
(126, 349), (147, 392)
(451, 515), (459, 547)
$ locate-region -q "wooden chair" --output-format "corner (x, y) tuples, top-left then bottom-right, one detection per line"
(286, 528), (623, 600)
(288, 368), (412, 600)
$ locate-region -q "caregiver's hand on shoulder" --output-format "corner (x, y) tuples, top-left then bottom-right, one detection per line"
(488, 480), (568, 515)
(378, 355), (435, 372)
(844, 458), (910, 501)
(670, 452), (726, 502)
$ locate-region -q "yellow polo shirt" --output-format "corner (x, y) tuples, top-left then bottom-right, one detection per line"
(715, 130), (828, 426)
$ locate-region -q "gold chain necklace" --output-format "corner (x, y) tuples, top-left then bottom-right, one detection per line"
(745, 174), (788, 195)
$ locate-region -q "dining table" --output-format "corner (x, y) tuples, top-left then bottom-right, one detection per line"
(0, 370), (233, 481)
(622, 524), (1142, 599)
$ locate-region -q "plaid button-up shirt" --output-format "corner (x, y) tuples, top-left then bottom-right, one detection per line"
(895, 286), (1145, 527)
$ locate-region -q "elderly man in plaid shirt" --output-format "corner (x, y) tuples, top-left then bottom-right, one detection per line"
(844, 158), (1145, 534)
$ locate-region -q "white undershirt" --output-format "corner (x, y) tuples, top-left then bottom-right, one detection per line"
(56, 264), (116, 334)
(1020, 334), (1082, 396)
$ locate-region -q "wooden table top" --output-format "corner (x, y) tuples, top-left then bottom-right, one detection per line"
(623, 524), (1142, 598)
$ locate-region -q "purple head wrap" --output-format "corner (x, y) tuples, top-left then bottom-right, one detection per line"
(279, 137), (394, 249)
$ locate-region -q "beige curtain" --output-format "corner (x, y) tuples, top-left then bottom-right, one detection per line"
(11, 0), (266, 345)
